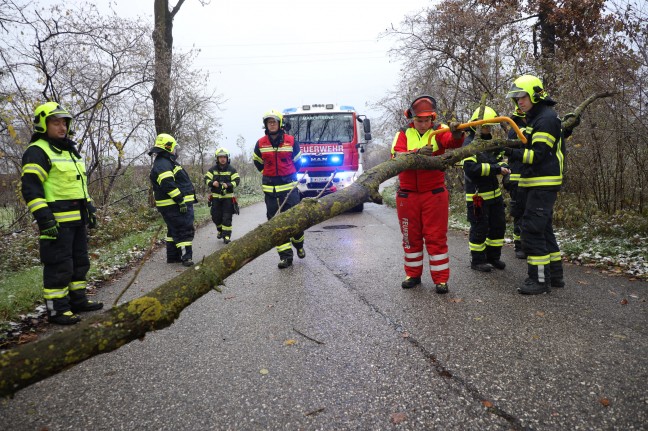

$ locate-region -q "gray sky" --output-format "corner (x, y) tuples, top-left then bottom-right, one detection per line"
(114, 0), (432, 156)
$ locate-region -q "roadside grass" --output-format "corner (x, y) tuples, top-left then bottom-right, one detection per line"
(381, 184), (648, 280)
(0, 195), (263, 327)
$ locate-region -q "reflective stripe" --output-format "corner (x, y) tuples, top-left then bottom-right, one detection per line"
(429, 253), (448, 261)
(485, 238), (504, 247)
(176, 241), (192, 248)
(292, 234), (305, 242)
(262, 182), (297, 193)
(405, 260), (424, 267)
(522, 149), (534, 164)
(469, 241), (486, 252)
(429, 263), (449, 271)
(465, 189), (502, 201)
(549, 251), (562, 262)
(532, 132), (556, 148)
(276, 243), (291, 252)
(156, 199), (176, 207)
(168, 188), (181, 198)
(480, 163), (491, 176)
(537, 264), (547, 283)
(22, 163), (48, 182)
(253, 153), (263, 164)
(509, 173), (521, 181)
(69, 281), (87, 291)
(43, 286), (68, 299)
(53, 210), (81, 222)
(27, 198), (48, 213)
(157, 171), (174, 184)
(519, 176), (562, 187)
(183, 194), (196, 203)
(527, 254), (550, 266)
(405, 251), (423, 259)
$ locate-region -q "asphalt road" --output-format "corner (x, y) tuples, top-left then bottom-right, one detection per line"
(1, 201), (646, 431)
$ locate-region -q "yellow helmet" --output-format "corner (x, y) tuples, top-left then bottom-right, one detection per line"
(33, 102), (72, 134)
(215, 147), (230, 161)
(262, 109), (283, 128)
(154, 133), (178, 153)
(507, 74), (549, 104)
(470, 106), (499, 126)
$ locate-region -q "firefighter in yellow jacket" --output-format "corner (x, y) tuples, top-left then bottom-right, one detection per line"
(21, 102), (103, 325)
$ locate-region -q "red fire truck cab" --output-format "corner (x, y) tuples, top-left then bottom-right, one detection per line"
(282, 104), (371, 212)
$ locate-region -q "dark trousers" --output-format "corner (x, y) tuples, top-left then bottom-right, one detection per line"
(40, 224), (90, 313)
(265, 189), (304, 260)
(211, 197), (234, 237)
(158, 204), (195, 260)
(508, 183), (524, 249)
(521, 189), (561, 283)
(467, 197), (506, 263)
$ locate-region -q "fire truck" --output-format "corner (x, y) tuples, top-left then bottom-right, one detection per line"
(282, 104), (371, 212)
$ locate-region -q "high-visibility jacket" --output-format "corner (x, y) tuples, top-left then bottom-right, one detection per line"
(507, 103), (563, 190)
(205, 162), (240, 199)
(21, 138), (93, 226)
(462, 134), (508, 202)
(149, 151), (196, 207)
(391, 123), (464, 191)
(253, 131), (302, 194)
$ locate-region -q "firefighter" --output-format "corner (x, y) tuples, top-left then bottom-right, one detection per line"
(21, 102), (103, 325)
(205, 147), (240, 244)
(149, 133), (196, 267)
(462, 106), (510, 272)
(391, 95), (465, 293)
(504, 75), (564, 294)
(502, 108), (527, 259)
(253, 109), (305, 269)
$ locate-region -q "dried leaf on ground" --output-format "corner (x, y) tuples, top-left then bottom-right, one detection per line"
(620, 298), (628, 305)
(390, 412), (407, 424)
(599, 398), (610, 407)
(448, 297), (463, 303)
(284, 339), (297, 346)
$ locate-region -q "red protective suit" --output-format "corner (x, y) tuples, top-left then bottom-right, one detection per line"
(391, 124), (463, 284)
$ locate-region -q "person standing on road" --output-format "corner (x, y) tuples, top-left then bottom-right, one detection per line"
(21, 102), (103, 325)
(253, 109), (305, 269)
(205, 147), (240, 244)
(391, 95), (465, 293)
(502, 108), (527, 260)
(149, 133), (196, 267)
(504, 75), (564, 294)
(462, 106), (510, 273)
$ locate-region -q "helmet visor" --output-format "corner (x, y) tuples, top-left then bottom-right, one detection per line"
(507, 90), (528, 99)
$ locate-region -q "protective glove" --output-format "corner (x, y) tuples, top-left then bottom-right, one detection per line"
(502, 147), (514, 156)
(416, 145), (434, 156)
(40, 220), (59, 239)
(178, 202), (188, 214)
(449, 122), (464, 139)
(88, 212), (98, 229)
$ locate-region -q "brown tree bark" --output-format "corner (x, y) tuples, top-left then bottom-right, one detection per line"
(151, 0), (186, 135)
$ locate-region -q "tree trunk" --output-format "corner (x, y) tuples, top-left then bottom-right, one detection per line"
(151, 0), (185, 134)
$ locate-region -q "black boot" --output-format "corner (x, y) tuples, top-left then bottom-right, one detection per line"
(181, 245), (194, 267)
(223, 236), (231, 244)
(217, 231), (223, 239)
(401, 276), (421, 289)
(49, 310), (81, 325)
(518, 278), (550, 295)
(435, 283), (449, 294)
(278, 258), (293, 269)
(471, 262), (492, 272)
(71, 300), (104, 313)
(550, 260), (565, 288)
(487, 259), (506, 270)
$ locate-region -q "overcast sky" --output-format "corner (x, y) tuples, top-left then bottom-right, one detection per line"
(112, 0), (433, 156)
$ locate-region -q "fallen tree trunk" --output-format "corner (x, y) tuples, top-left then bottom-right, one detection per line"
(0, 94), (609, 398)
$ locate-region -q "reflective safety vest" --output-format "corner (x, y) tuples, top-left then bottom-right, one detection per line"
(391, 125), (447, 192)
(24, 139), (89, 223)
(257, 134), (298, 178)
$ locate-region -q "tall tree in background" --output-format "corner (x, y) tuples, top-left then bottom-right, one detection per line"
(151, 0), (186, 134)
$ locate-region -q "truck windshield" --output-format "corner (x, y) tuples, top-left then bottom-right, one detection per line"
(285, 113), (354, 144)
